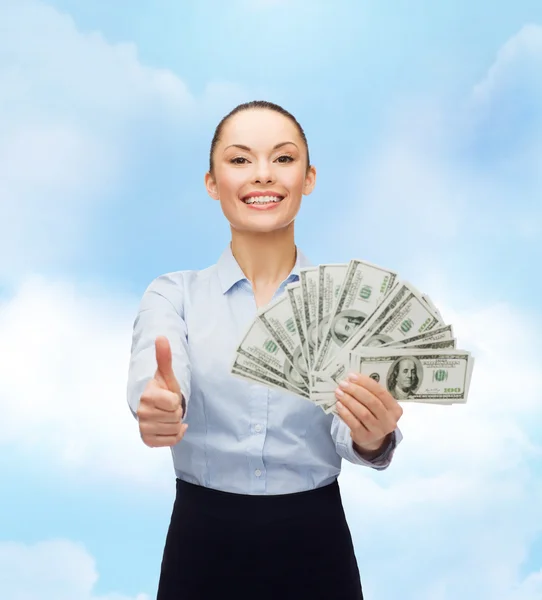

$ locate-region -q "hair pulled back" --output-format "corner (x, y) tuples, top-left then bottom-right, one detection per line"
(209, 100), (311, 175)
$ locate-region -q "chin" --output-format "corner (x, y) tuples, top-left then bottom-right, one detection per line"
(240, 221), (293, 234)
(225, 205), (299, 234)
(234, 216), (296, 234)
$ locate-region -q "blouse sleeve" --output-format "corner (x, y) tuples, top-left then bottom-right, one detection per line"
(331, 415), (402, 470)
(126, 273), (191, 421)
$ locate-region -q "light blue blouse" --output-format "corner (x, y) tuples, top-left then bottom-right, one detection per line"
(127, 245), (402, 495)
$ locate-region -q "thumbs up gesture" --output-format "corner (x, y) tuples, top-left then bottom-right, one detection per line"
(137, 336), (188, 448)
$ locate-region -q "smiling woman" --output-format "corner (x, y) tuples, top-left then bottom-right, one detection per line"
(126, 100), (402, 600)
(204, 101), (315, 247)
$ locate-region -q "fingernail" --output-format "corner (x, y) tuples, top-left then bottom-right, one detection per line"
(347, 372), (359, 382)
(336, 401), (344, 409)
(338, 379), (350, 389)
(335, 387), (345, 398)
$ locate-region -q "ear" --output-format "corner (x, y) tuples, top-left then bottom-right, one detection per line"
(204, 171), (220, 200)
(302, 165), (317, 196)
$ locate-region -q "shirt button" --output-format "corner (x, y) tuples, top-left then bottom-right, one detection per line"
(255, 424), (262, 433)
(255, 469), (262, 477)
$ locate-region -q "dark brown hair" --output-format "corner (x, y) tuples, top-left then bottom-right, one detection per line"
(208, 100), (311, 175)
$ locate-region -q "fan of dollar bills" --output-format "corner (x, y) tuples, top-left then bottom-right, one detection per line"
(230, 259), (475, 415)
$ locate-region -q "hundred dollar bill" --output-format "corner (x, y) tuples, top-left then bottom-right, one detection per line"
(257, 293), (310, 387)
(285, 282), (310, 377)
(322, 402), (338, 415)
(234, 317), (308, 393)
(408, 339), (456, 350)
(231, 353), (342, 413)
(314, 281), (444, 394)
(317, 264), (348, 354)
(313, 259), (398, 372)
(231, 354), (310, 399)
(341, 281), (443, 358)
(310, 338), (458, 405)
(422, 293), (443, 321)
(299, 267), (319, 371)
(346, 348), (474, 404)
(382, 324), (454, 348)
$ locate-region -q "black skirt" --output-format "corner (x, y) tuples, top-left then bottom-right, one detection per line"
(157, 477), (363, 600)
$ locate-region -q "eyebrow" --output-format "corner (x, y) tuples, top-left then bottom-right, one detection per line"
(223, 141), (298, 153)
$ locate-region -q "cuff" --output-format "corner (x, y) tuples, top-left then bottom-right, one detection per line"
(343, 425), (402, 470)
(352, 428), (401, 470)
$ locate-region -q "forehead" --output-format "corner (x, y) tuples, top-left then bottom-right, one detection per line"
(399, 358), (416, 368)
(220, 109), (300, 147)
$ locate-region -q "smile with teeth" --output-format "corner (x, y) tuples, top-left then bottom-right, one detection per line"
(242, 195), (284, 205)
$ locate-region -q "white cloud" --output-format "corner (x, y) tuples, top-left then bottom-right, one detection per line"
(0, 0), (247, 286)
(0, 539), (150, 600)
(0, 0), (194, 284)
(342, 24), (542, 264)
(472, 24), (542, 104)
(0, 275), (174, 490)
(337, 295), (542, 600)
(334, 23), (542, 600)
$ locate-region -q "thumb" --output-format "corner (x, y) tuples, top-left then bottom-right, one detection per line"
(154, 335), (181, 396)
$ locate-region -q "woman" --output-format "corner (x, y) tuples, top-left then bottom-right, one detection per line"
(127, 100), (403, 600)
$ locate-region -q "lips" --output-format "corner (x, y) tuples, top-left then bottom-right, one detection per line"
(241, 191), (285, 204)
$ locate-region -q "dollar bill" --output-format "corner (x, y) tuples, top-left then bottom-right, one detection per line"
(336, 281), (444, 361)
(231, 355), (310, 399)
(234, 317), (309, 393)
(285, 282), (310, 373)
(299, 267), (319, 371)
(313, 259), (398, 372)
(382, 324), (454, 347)
(310, 337), (458, 406)
(317, 264), (348, 354)
(347, 348), (474, 404)
(257, 293), (310, 387)
(230, 260), (474, 412)
(422, 293), (444, 321)
(408, 339), (456, 349)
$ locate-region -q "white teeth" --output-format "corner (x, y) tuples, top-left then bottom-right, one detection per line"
(243, 195), (283, 204)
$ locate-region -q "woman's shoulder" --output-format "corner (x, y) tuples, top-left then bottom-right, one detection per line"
(142, 263), (219, 303)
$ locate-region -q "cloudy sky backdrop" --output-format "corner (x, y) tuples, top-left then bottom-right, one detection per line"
(1, 0), (541, 598)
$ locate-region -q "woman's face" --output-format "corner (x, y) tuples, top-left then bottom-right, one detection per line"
(205, 109), (316, 234)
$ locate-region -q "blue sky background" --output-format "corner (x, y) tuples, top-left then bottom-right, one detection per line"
(1, 0), (541, 598)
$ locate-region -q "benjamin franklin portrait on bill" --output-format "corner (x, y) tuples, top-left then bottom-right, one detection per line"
(364, 333), (394, 347)
(386, 356), (422, 399)
(284, 357), (308, 390)
(330, 309), (367, 345)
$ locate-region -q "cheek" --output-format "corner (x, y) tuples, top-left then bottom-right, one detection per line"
(218, 173), (243, 196)
(287, 170), (307, 191)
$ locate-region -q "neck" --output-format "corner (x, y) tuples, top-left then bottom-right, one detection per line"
(230, 223), (297, 291)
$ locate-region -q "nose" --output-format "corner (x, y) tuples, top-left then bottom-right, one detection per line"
(252, 160), (275, 185)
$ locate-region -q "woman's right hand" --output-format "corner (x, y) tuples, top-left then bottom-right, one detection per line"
(137, 335), (188, 448)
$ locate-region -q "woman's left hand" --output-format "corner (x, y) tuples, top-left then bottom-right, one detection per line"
(335, 371), (403, 455)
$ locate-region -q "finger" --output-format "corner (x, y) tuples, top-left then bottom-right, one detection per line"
(143, 424), (188, 448)
(144, 385), (180, 412)
(348, 372), (399, 411)
(140, 421), (183, 436)
(335, 398), (370, 435)
(338, 380), (388, 421)
(155, 336), (182, 396)
(336, 390), (379, 432)
(140, 403), (183, 424)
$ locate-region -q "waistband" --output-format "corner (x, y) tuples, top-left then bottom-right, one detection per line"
(174, 477), (343, 522)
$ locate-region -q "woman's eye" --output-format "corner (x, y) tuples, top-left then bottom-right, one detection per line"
(229, 155), (294, 165)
